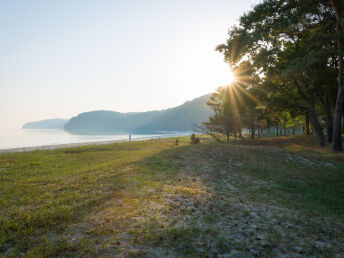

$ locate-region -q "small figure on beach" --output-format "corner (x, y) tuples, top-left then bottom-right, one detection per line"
(129, 134), (132, 141)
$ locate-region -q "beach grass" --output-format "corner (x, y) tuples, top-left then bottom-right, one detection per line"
(0, 135), (344, 256)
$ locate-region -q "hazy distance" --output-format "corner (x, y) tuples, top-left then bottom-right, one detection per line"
(0, 0), (260, 131)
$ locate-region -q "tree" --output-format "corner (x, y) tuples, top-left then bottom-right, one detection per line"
(325, 0), (344, 151)
(216, 0), (339, 147)
(197, 86), (245, 142)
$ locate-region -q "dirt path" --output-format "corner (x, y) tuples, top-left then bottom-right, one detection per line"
(35, 143), (344, 257)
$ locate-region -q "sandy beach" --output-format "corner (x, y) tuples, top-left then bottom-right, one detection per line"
(0, 135), (163, 154)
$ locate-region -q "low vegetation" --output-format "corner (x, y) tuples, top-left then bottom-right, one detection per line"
(0, 136), (344, 257)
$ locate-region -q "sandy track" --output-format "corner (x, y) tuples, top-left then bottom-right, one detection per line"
(0, 136), (163, 154)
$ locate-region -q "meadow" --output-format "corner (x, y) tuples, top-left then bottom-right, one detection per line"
(0, 136), (344, 257)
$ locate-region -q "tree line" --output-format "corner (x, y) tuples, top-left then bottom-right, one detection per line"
(200, 0), (344, 151)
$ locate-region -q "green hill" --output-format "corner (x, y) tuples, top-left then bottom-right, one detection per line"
(64, 94), (212, 134)
(22, 118), (69, 129)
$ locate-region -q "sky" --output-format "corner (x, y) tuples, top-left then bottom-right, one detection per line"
(0, 0), (260, 130)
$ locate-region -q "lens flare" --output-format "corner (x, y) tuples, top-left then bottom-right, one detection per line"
(228, 70), (236, 85)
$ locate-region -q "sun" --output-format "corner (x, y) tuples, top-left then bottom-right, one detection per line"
(228, 70), (236, 85)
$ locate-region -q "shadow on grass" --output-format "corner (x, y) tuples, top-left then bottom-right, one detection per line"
(1, 138), (344, 256)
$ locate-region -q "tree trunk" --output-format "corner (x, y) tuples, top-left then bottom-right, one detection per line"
(332, 87), (344, 150)
(324, 92), (333, 143)
(239, 130), (243, 139)
(342, 104), (344, 134)
(308, 104), (326, 146)
(305, 113), (310, 135)
(331, 0), (344, 151)
(251, 117), (255, 139)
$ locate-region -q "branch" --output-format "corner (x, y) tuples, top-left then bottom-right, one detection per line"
(193, 123), (222, 142)
(294, 80), (309, 101)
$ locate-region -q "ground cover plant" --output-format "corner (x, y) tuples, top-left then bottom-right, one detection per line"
(0, 136), (344, 257)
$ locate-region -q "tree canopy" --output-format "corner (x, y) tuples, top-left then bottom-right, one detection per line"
(205, 0), (344, 149)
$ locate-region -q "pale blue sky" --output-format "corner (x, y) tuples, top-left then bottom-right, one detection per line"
(0, 0), (260, 129)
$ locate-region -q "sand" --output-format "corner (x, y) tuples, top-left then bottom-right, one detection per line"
(0, 136), (158, 154)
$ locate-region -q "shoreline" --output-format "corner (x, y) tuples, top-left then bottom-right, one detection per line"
(0, 134), (184, 154)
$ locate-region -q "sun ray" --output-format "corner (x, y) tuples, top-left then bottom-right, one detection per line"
(228, 69), (236, 85)
(234, 81), (263, 107)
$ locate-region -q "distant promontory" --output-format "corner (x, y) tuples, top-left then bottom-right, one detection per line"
(64, 94), (212, 134)
(22, 118), (69, 130)
(22, 94), (212, 134)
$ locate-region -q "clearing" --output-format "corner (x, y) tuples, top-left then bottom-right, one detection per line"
(0, 136), (344, 257)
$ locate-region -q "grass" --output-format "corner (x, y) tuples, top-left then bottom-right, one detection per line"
(0, 135), (344, 256)
(236, 134), (344, 162)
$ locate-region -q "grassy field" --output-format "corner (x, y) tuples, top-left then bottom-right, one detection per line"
(0, 136), (344, 257)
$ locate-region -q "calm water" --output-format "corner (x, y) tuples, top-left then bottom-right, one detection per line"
(0, 129), (183, 150)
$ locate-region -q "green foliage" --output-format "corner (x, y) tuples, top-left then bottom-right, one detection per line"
(206, 86), (243, 141)
(216, 0), (342, 146)
(29, 160), (42, 166)
(64, 94), (212, 134)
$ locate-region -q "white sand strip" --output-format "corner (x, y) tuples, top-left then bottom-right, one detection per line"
(0, 135), (172, 154)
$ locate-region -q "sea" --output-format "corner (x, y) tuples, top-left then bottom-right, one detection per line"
(0, 128), (189, 150)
